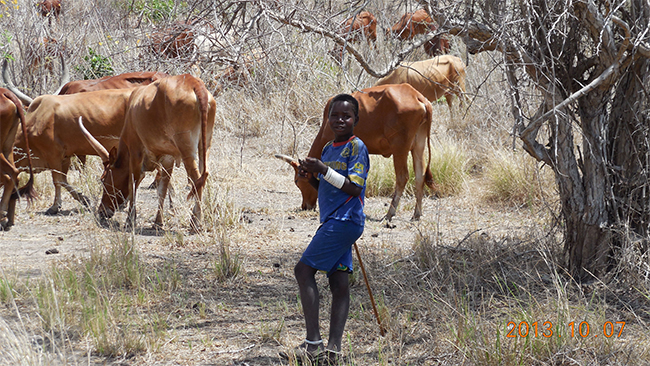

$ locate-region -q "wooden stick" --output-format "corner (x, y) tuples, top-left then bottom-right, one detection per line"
(354, 242), (386, 336)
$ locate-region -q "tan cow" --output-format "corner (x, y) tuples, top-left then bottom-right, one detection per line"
(277, 83), (434, 221)
(330, 11), (377, 63)
(0, 88), (35, 230)
(374, 55), (466, 116)
(13, 88), (136, 215)
(80, 74), (216, 230)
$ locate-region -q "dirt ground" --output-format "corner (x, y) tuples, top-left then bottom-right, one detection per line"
(0, 129), (544, 365)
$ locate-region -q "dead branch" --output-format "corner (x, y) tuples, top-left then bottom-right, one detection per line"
(262, 6), (440, 79)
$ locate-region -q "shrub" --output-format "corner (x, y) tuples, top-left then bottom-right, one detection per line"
(76, 47), (114, 80)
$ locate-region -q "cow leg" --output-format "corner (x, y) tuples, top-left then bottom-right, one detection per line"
(181, 156), (203, 232)
(445, 94), (454, 119)
(47, 170), (65, 215)
(60, 158), (92, 208)
(410, 134), (428, 221)
(0, 170), (15, 230)
(0, 152), (18, 229)
(47, 160), (90, 215)
(154, 158), (174, 229)
(125, 152), (147, 230)
(387, 152), (410, 221)
(4, 196), (16, 229)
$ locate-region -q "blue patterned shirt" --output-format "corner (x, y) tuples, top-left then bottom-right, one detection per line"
(317, 136), (369, 225)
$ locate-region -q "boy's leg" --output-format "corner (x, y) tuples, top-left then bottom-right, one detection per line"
(295, 260), (322, 349)
(327, 269), (350, 352)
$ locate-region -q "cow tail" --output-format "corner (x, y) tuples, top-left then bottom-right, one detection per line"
(5, 91), (37, 203)
(188, 83), (209, 200)
(423, 100), (435, 190)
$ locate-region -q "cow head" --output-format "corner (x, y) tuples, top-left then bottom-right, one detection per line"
(275, 154), (318, 210)
(77, 117), (130, 222)
(96, 147), (132, 221)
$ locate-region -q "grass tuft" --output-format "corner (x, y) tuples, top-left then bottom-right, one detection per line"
(212, 230), (245, 283)
(484, 148), (555, 206)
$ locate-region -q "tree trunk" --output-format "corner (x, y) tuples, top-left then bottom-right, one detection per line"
(548, 87), (611, 280)
(608, 59), (650, 246)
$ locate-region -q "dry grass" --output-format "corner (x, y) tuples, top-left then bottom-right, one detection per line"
(1, 0), (649, 365)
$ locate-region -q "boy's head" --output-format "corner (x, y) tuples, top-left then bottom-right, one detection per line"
(329, 94), (359, 126)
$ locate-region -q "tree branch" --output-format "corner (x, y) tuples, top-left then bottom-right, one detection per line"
(262, 7), (443, 79)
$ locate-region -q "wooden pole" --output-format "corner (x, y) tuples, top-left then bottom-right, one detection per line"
(353, 242), (386, 336)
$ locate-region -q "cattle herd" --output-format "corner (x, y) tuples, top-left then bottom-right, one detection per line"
(0, 7), (467, 232)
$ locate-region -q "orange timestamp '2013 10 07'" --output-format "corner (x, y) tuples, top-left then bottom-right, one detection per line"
(506, 321), (626, 338)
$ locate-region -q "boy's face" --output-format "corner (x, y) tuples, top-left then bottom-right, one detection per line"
(328, 101), (357, 141)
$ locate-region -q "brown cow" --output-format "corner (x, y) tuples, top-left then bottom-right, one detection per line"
(389, 9), (450, 56)
(277, 83), (434, 221)
(150, 22), (196, 59)
(331, 11), (377, 63)
(80, 74), (216, 230)
(0, 88), (36, 230)
(57, 71), (171, 180)
(58, 71), (169, 95)
(25, 37), (66, 75)
(58, 71), (171, 178)
(37, 0), (61, 25)
(13, 88), (136, 215)
(374, 55), (466, 116)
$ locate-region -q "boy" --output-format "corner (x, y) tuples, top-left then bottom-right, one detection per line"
(290, 93), (369, 364)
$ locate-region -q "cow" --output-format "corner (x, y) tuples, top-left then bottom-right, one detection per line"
(57, 71), (171, 169)
(37, 0), (61, 25)
(13, 88), (137, 215)
(0, 88), (36, 230)
(388, 9), (450, 56)
(330, 11), (377, 63)
(58, 71), (170, 95)
(79, 74), (216, 231)
(150, 22), (196, 59)
(374, 55), (466, 117)
(277, 83), (434, 221)
(25, 37), (66, 75)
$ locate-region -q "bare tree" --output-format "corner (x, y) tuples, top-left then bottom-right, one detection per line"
(424, 0), (650, 280)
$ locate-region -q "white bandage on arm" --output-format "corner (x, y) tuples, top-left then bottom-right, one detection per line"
(323, 167), (346, 189)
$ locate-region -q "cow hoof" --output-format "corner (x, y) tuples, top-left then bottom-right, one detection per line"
(152, 221), (163, 232)
(45, 207), (60, 216)
(0, 219), (12, 231)
(384, 222), (396, 229)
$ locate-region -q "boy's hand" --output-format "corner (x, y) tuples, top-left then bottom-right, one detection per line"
(299, 157), (328, 175)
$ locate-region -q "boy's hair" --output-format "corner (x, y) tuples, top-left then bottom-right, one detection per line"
(329, 94), (360, 123)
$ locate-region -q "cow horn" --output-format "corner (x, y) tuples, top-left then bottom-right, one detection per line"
(2, 59), (34, 106)
(53, 53), (70, 95)
(274, 154), (298, 164)
(78, 116), (110, 161)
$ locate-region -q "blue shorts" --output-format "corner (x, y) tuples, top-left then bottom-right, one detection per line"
(300, 218), (364, 277)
